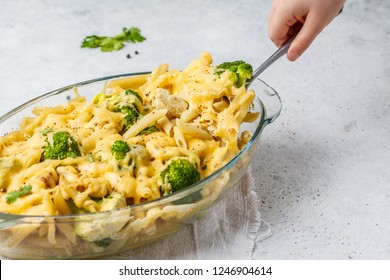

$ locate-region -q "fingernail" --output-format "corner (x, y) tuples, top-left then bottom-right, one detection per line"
(288, 50), (301, 61)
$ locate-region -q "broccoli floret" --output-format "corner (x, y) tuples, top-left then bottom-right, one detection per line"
(111, 140), (130, 160)
(74, 193), (129, 243)
(215, 60), (253, 88)
(160, 159), (200, 196)
(107, 90), (142, 112)
(115, 105), (140, 134)
(41, 131), (81, 161)
(102, 90), (144, 134)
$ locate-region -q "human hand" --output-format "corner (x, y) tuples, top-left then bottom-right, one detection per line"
(268, 0), (345, 61)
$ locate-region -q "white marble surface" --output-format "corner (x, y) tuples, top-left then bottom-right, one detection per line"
(0, 0), (389, 259)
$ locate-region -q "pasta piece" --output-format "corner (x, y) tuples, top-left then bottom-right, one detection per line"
(52, 186), (71, 215)
(108, 74), (149, 89)
(176, 118), (214, 140)
(179, 107), (200, 123)
(173, 126), (187, 149)
(122, 109), (168, 139)
(157, 116), (174, 136)
(242, 112), (260, 123)
(56, 223), (77, 245)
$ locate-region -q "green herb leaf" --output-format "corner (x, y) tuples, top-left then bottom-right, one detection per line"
(19, 185), (32, 196)
(81, 27), (146, 52)
(5, 191), (20, 204)
(118, 27), (146, 43)
(81, 35), (107, 48)
(6, 185), (32, 204)
(138, 126), (159, 136)
(99, 38), (124, 52)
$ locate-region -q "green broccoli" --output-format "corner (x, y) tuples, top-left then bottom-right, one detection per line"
(160, 158), (200, 196)
(41, 131), (81, 161)
(215, 60), (253, 88)
(103, 90), (144, 134)
(111, 140), (131, 160)
(114, 106), (140, 134)
(107, 90), (142, 112)
(74, 193), (129, 245)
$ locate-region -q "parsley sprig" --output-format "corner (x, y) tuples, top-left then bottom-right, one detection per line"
(81, 27), (146, 52)
(6, 185), (32, 204)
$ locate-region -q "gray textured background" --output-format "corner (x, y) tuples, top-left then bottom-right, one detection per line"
(0, 0), (389, 259)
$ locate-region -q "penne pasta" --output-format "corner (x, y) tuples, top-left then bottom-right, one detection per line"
(122, 109), (168, 139)
(176, 118), (214, 140)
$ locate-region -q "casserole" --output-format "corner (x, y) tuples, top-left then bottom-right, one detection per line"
(0, 71), (281, 259)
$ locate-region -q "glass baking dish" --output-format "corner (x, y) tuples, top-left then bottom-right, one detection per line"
(0, 72), (281, 259)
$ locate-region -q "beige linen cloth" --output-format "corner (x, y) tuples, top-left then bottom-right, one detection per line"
(107, 165), (271, 260)
(0, 166), (271, 260)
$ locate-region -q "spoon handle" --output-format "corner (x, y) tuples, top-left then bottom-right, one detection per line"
(249, 35), (295, 84)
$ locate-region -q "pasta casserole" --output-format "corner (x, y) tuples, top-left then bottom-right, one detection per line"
(0, 51), (257, 216)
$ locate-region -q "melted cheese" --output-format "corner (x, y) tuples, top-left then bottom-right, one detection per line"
(0, 52), (257, 215)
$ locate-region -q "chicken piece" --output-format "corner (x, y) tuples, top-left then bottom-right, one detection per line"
(153, 88), (188, 118)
